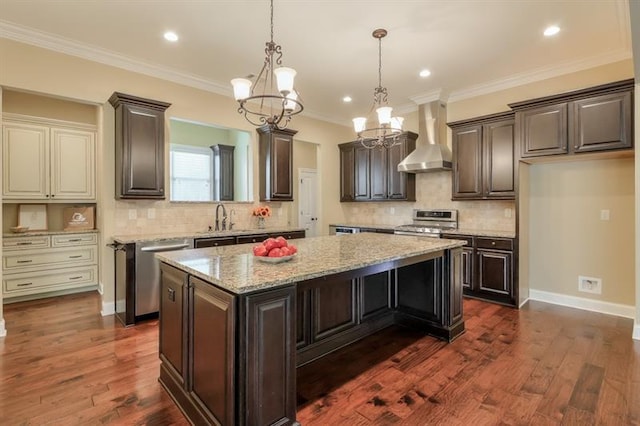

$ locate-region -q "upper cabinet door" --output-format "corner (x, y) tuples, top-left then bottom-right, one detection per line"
(484, 119), (515, 199)
(571, 91), (632, 153)
(339, 144), (355, 201)
(369, 147), (387, 200)
(50, 127), (96, 200)
(387, 133), (416, 201)
(257, 125), (297, 201)
(519, 103), (568, 157)
(452, 125), (482, 199)
(354, 145), (370, 200)
(109, 92), (171, 200)
(2, 122), (50, 200)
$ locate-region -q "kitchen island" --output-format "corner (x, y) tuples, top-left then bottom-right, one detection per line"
(156, 233), (466, 426)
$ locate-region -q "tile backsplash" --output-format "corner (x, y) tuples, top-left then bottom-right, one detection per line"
(112, 201), (290, 235)
(340, 171), (516, 232)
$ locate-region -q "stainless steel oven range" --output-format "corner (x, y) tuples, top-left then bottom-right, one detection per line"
(394, 209), (458, 237)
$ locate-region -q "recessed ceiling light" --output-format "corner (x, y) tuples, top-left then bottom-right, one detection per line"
(343, 96), (352, 103)
(419, 69), (431, 78)
(543, 25), (560, 37)
(164, 31), (179, 42)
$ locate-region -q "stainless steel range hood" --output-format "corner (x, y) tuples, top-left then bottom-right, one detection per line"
(397, 100), (452, 173)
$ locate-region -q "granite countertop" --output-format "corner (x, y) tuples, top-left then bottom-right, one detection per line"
(112, 227), (306, 244)
(3, 229), (99, 238)
(156, 233), (466, 295)
(331, 223), (515, 239)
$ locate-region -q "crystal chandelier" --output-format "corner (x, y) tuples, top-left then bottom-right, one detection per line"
(230, 0), (303, 130)
(353, 29), (404, 149)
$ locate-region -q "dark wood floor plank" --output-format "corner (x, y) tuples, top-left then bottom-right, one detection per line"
(2, 292), (639, 426)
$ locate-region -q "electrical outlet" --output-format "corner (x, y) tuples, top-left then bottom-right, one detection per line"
(578, 275), (602, 294)
(600, 209), (610, 221)
(504, 208), (512, 218)
(128, 209), (137, 220)
(147, 208), (156, 219)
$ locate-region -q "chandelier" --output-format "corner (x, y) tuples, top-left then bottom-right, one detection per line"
(353, 29), (404, 149)
(230, 0), (303, 130)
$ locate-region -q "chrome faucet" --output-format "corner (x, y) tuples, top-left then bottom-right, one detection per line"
(229, 209), (236, 231)
(215, 203), (227, 231)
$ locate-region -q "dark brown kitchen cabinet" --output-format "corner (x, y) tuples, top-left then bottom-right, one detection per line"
(359, 271), (393, 321)
(211, 144), (235, 201)
(510, 79), (633, 158)
(441, 234), (515, 306)
(236, 234), (269, 244)
(159, 263), (188, 385)
(190, 276), (236, 426)
(257, 125), (297, 201)
(449, 113), (515, 200)
(109, 92), (170, 199)
(312, 278), (358, 341)
(339, 132), (417, 202)
(339, 144), (356, 201)
(354, 145), (371, 200)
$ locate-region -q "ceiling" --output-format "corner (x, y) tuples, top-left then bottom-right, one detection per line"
(0, 1), (632, 126)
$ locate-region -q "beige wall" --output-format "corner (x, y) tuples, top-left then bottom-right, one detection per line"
(529, 158), (635, 305)
(0, 87), (4, 335)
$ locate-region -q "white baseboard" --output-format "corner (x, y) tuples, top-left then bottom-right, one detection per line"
(634, 324), (640, 341)
(0, 319), (6, 337)
(528, 289), (636, 319)
(98, 282), (104, 295)
(101, 301), (115, 317)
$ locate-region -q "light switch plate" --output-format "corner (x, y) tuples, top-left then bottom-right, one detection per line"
(600, 209), (610, 221)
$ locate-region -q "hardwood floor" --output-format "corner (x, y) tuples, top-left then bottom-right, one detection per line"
(1, 292), (638, 425)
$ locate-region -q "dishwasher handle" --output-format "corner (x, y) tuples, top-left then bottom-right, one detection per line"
(140, 243), (190, 252)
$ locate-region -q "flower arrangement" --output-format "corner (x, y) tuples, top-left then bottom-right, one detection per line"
(252, 205), (271, 217)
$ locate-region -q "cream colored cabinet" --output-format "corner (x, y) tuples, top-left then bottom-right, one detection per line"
(2, 114), (96, 201)
(2, 232), (99, 301)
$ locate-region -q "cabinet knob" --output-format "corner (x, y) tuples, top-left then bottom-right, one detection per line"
(167, 287), (175, 302)
(214, 242), (219, 246)
(491, 241), (496, 246)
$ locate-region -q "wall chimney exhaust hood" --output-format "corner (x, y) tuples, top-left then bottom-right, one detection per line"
(397, 100), (452, 173)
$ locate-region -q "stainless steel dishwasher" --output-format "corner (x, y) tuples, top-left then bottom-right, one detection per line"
(135, 238), (193, 318)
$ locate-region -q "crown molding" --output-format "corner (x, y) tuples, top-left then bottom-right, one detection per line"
(447, 48), (632, 103)
(0, 20), (231, 97)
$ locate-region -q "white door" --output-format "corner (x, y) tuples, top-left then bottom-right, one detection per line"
(2, 122), (49, 199)
(299, 169), (318, 237)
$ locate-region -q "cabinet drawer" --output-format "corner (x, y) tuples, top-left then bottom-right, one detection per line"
(52, 233), (98, 247)
(476, 237), (513, 251)
(237, 234), (269, 244)
(3, 265), (98, 294)
(194, 237), (236, 248)
(3, 235), (50, 251)
(3, 246), (97, 271)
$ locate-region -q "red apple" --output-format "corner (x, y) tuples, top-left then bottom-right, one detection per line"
(280, 246), (291, 256)
(263, 238), (278, 252)
(288, 245), (297, 255)
(275, 236), (288, 248)
(253, 245), (268, 257)
(268, 247), (283, 257)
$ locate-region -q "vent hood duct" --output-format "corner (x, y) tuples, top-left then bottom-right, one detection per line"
(397, 100), (452, 173)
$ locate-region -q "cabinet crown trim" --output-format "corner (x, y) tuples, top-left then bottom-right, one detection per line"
(108, 92), (171, 110)
(447, 111), (514, 128)
(508, 78), (634, 110)
(256, 125), (298, 136)
(2, 113), (97, 131)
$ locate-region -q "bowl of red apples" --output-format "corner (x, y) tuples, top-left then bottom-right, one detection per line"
(252, 236), (298, 263)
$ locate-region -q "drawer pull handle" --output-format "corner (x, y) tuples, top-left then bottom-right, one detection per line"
(17, 282), (33, 287)
(17, 242), (33, 246)
(168, 288), (176, 302)
(68, 239), (82, 242)
(68, 255), (83, 259)
(17, 260), (33, 264)
(68, 276), (83, 280)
